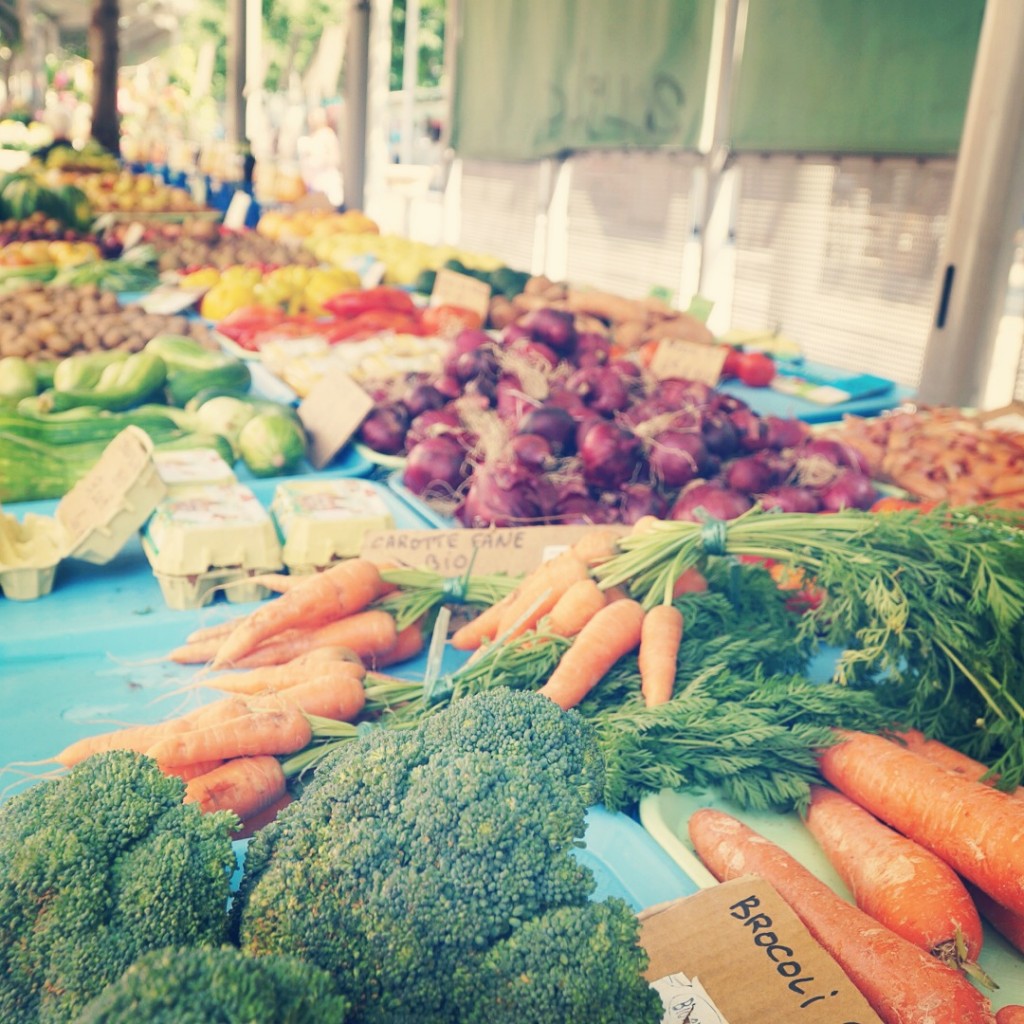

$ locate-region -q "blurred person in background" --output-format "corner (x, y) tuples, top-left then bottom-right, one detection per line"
(297, 106), (343, 207)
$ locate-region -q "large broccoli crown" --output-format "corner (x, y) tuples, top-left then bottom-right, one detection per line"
(74, 945), (351, 1024)
(234, 688), (657, 1023)
(0, 751), (238, 1024)
(453, 899), (662, 1024)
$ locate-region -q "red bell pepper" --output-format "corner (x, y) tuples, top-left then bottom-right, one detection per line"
(324, 307), (426, 343)
(419, 304), (484, 336)
(322, 285), (417, 319)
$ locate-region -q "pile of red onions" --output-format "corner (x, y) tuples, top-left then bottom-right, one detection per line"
(356, 309), (878, 526)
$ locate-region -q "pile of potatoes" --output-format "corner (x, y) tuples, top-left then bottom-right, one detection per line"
(148, 221), (319, 274)
(0, 284), (215, 360)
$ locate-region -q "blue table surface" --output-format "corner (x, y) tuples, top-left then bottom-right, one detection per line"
(720, 359), (914, 424)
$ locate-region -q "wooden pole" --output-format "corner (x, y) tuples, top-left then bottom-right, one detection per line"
(89, 0), (120, 155)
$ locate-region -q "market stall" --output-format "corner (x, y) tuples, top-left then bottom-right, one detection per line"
(2, 0), (1024, 1020)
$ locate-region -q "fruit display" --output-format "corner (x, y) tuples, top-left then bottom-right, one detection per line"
(0, 283), (213, 360)
(48, 169), (206, 215)
(0, 210), (103, 247)
(117, 220), (321, 274)
(0, 172), (93, 231)
(306, 231), (505, 288)
(34, 139), (120, 173)
(0, 239), (102, 268)
(192, 264), (361, 319)
(256, 206), (379, 241)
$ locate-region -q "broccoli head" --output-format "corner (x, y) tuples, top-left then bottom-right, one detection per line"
(453, 899), (662, 1024)
(74, 945), (350, 1024)
(234, 688), (657, 1023)
(0, 750), (238, 1024)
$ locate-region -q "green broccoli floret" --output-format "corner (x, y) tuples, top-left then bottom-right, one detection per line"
(0, 751), (238, 1024)
(234, 688), (658, 1023)
(453, 899), (662, 1023)
(74, 945), (350, 1023)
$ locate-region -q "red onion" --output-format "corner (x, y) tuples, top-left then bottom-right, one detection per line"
(647, 430), (709, 488)
(758, 485), (822, 513)
(358, 402), (410, 455)
(619, 483), (668, 524)
(764, 415), (810, 450)
(795, 438), (853, 467)
(402, 436), (467, 496)
(729, 407), (771, 452)
(573, 331), (612, 367)
(433, 374), (463, 400)
(450, 346), (500, 385)
(518, 404), (578, 456)
(670, 482), (753, 522)
(566, 366), (631, 415)
(406, 408), (472, 450)
(724, 453), (780, 495)
(511, 433), (554, 471)
(495, 374), (538, 423)
(818, 470), (878, 511)
(579, 420), (643, 490)
(656, 378), (714, 408)
(551, 494), (615, 525)
(509, 338), (560, 368)
(525, 308), (576, 354)
(403, 382), (447, 419)
(459, 462), (545, 526)
(701, 412), (741, 457)
(500, 322), (532, 346)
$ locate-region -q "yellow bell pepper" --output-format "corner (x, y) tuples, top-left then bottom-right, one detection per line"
(200, 282), (257, 320)
(303, 267), (361, 314)
(180, 267), (221, 290)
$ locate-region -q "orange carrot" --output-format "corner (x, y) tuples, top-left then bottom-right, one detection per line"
(545, 579), (608, 637)
(450, 596), (515, 651)
(966, 882), (1024, 955)
(168, 636), (227, 665)
(164, 758), (225, 782)
(370, 621), (425, 669)
(230, 609), (398, 669)
(146, 705), (313, 768)
(818, 730), (1024, 916)
(231, 791), (294, 841)
(603, 585), (631, 603)
(638, 604), (684, 706)
(55, 717), (196, 768)
(996, 1006), (1024, 1024)
(246, 572), (299, 592)
(688, 808), (998, 1024)
(537, 599), (645, 710)
(497, 557), (590, 640)
(804, 784), (985, 972)
(496, 553), (590, 638)
(569, 527), (622, 566)
(199, 647), (363, 696)
(186, 616), (243, 645)
(899, 730), (1023, 799)
(184, 755), (288, 820)
(213, 558), (384, 668)
(253, 664), (366, 722)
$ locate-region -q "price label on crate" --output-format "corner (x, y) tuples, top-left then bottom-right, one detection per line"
(430, 269), (491, 319)
(650, 338), (728, 386)
(298, 368), (375, 470)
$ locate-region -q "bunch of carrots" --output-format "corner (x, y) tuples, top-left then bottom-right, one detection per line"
(688, 728), (1024, 1024)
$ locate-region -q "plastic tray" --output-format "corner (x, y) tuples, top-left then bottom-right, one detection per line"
(639, 787), (1024, 1010)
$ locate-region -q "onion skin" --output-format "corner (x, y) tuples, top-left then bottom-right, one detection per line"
(402, 435), (468, 496)
(358, 402), (411, 455)
(670, 482), (753, 522)
(578, 420), (643, 491)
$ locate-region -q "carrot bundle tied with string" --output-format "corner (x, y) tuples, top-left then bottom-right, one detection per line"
(638, 604), (684, 706)
(537, 598), (645, 710)
(212, 558), (385, 668)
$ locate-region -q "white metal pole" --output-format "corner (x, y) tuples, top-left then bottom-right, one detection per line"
(343, 0), (372, 210)
(915, 0), (1024, 407)
(400, 0), (420, 164)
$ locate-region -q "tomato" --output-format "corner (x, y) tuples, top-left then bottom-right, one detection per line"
(736, 351), (776, 387)
(420, 304), (484, 336)
(721, 346), (744, 378)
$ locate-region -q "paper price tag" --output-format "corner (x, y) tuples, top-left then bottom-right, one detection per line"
(361, 525), (626, 577)
(430, 269), (491, 319)
(297, 367), (375, 470)
(650, 339), (728, 386)
(138, 285), (208, 315)
(223, 190), (252, 230)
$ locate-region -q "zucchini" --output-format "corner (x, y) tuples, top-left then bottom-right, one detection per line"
(0, 406), (184, 446)
(146, 334), (252, 407)
(43, 352), (167, 413)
